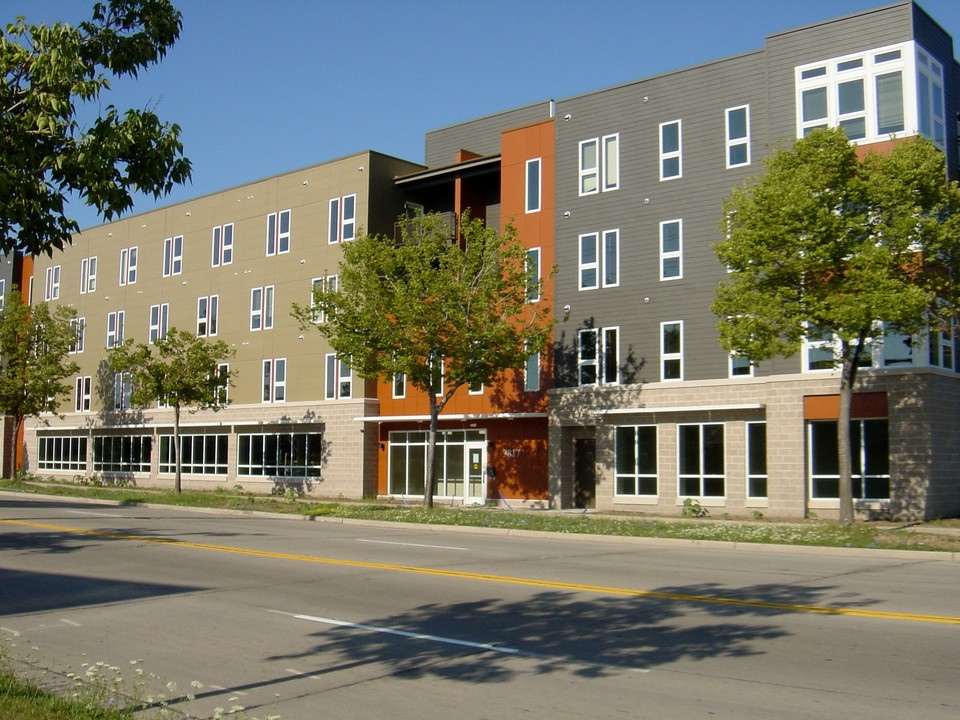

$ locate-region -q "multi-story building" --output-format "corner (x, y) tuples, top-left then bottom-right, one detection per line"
(19, 1), (960, 519)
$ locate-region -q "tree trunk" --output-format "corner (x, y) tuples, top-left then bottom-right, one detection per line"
(173, 404), (182, 494)
(423, 397), (439, 509)
(8, 414), (23, 479)
(837, 342), (861, 525)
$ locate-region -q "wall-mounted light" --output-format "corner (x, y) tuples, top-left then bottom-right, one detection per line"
(302, 180), (309, 186)
(563, 304), (571, 321)
(563, 113), (572, 121)
(563, 210), (571, 218)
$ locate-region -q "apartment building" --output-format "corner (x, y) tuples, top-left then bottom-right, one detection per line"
(19, 1), (959, 519)
(26, 152), (422, 496)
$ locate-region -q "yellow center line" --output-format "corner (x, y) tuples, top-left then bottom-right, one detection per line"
(4, 517), (959, 625)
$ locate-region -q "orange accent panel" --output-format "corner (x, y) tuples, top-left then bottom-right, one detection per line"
(803, 392), (888, 420)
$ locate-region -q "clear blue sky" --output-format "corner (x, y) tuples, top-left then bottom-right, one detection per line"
(15, 0), (960, 230)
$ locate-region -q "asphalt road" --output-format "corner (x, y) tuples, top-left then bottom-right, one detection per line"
(1, 493), (958, 719)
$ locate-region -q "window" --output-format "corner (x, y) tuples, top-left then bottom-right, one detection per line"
(615, 425), (657, 496)
(796, 43), (908, 142)
(266, 209), (292, 255)
(74, 376), (91, 413)
(38, 436), (87, 471)
(392, 372), (406, 399)
(197, 295), (219, 337)
(678, 423), (725, 497)
(525, 158), (541, 213)
(579, 230), (618, 290)
(578, 327), (618, 385)
(729, 354), (753, 378)
(808, 419), (889, 499)
(160, 434), (228, 475)
(746, 422), (768, 498)
(725, 105), (750, 168)
(804, 325), (836, 371)
(659, 120), (681, 180)
(211, 224), (234, 267)
(524, 351), (540, 392)
(325, 354), (352, 399)
(928, 320), (954, 370)
(661, 321), (683, 380)
(237, 432), (323, 477)
(250, 286), (275, 331)
(44, 265), (60, 300)
(148, 304), (169, 343)
(106, 310), (125, 349)
(311, 276), (337, 323)
(526, 248), (541, 302)
(578, 134), (619, 195)
(388, 429), (486, 497)
(162, 236), (183, 277)
(0, 279), (4, 309)
(214, 363), (229, 406)
(262, 358), (286, 403)
(80, 256), (97, 294)
(69, 317), (85, 354)
(660, 220), (682, 280)
(119, 247), (137, 286)
(93, 435), (152, 473)
(917, 47), (945, 148)
(113, 372), (132, 411)
(328, 195), (356, 244)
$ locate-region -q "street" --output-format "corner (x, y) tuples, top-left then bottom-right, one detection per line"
(1, 493), (958, 719)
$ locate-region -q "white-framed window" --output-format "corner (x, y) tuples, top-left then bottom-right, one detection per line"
(119, 246), (137, 286)
(808, 419), (889, 500)
(525, 158), (541, 213)
(237, 431), (322, 477)
(324, 354), (352, 399)
(113, 372), (132, 411)
(729, 354), (754, 378)
(578, 133), (619, 195)
(162, 236), (183, 277)
(74, 376), (91, 413)
(917, 46), (945, 148)
(578, 326), (619, 386)
(678, 423), (725, 497)
(579, 232), (599, 290)
(0, 279), (5, 309)
(80, 256), (97, 294)
(392, 372), (406, 399)
(211, 223), (234, 267)
(69, 317), (85, 354)
(796, 43), (911, 143)
(37, 435), (88, 471)
(262, 358), (286, 403)
(661, 321), (683, 381)
(928, 319), (955, 370)
(526, 248), (541, 302)
(328, 195), (356, 244)
(615, 425), (657, 496)
(44, 265), (60, 300)
(524, 351), (540, 392)
(266, 209), (291, 255)
(311, 275), (337, 323)
(149, 303), (169, 343)
(92, 435), (152, 473)
(746, 421), (768, 499)
(579, 230), (618, 290)
(250, 286), (275, 331)
(659, 219), (682, 280)
(197, 295), (219, 337)
(160, 433), (228, 474)
(659, 120), (682, 180)
(106, 310), (125, 349)
(215, 363), (229, 406)
(725, 105), (750, 168)
(804, 324), (836, 371)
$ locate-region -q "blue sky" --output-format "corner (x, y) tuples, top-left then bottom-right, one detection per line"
(16, 0), (960, 230)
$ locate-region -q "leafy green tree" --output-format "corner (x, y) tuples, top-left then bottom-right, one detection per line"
(294, 212), (553, 508)
(108, 328), (233, 493)
(713, 128), (960, 523)
(1, 0), (191, 255)
(0, 289), (78, 476)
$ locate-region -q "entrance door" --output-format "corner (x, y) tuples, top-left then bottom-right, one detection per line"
(464, 442), (486, 505)
(574, 438), (596, 509)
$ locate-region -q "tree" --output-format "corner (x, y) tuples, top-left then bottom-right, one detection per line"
(712, 128), (960, 523)
(294, 212), (553, 509)
(108, 328), (233, 493)
(0, 289), (79, 476)
(1, 0), (191, 255)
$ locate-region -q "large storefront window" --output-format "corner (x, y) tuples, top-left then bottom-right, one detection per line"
(237, 432), (323, 477)
(389, 430), (486, 502)
(93, 435), (152, 473)
(678, 423), (725, 497)
(808, 419), (889, 499)
(38, 436), (87, 471)
(614, 425), (657, 496)
(160, 434), (228, 475)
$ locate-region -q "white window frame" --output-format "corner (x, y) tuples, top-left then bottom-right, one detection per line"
(162, 236), (183, 277)
(602, 229), (619, 288)
(215, 363), (229, 406)
(328, 195), (356, 244)
(659, 219), (682, 281)
(266, 209), (292, 255)
(74, 376), (91, 413)
(916, 46), (946, 149)
(197, 295), (219, 337)
(614, 424), (658, 497)
(524, 351), (540, 392)
(69, 317), (85, 354)
(677, 423), (726, 498)
(729, 353), (754, 378)
(577, 326), (619, 386)
(746, 421), (768, 500)
(106, 310), (125, 349)
(392, 372), (406, 399)
(119, 247), (137, 286)
(149, 303), (169, 344)
(526, 247), (541, 302)
(212, 223), (234, 267)
(113, 371), (132, 411)
(250, 286), (275, 331)
(659, 120), (682, 180)
(80, 256), (97, 294)
(661, 321), (683, 381)
(44, 265), (60, 301)
(803, 324), (837, 372)
(725, 105), (751, 168)
(324, 354), (352, 400)
(311, 275), (337, 323)
(578, 134), (619, 196)
(262, 358), (286, 403)
(525, 158), (541, 213)
(579, 230), (618, 290)
(579, 232), (599, 290)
